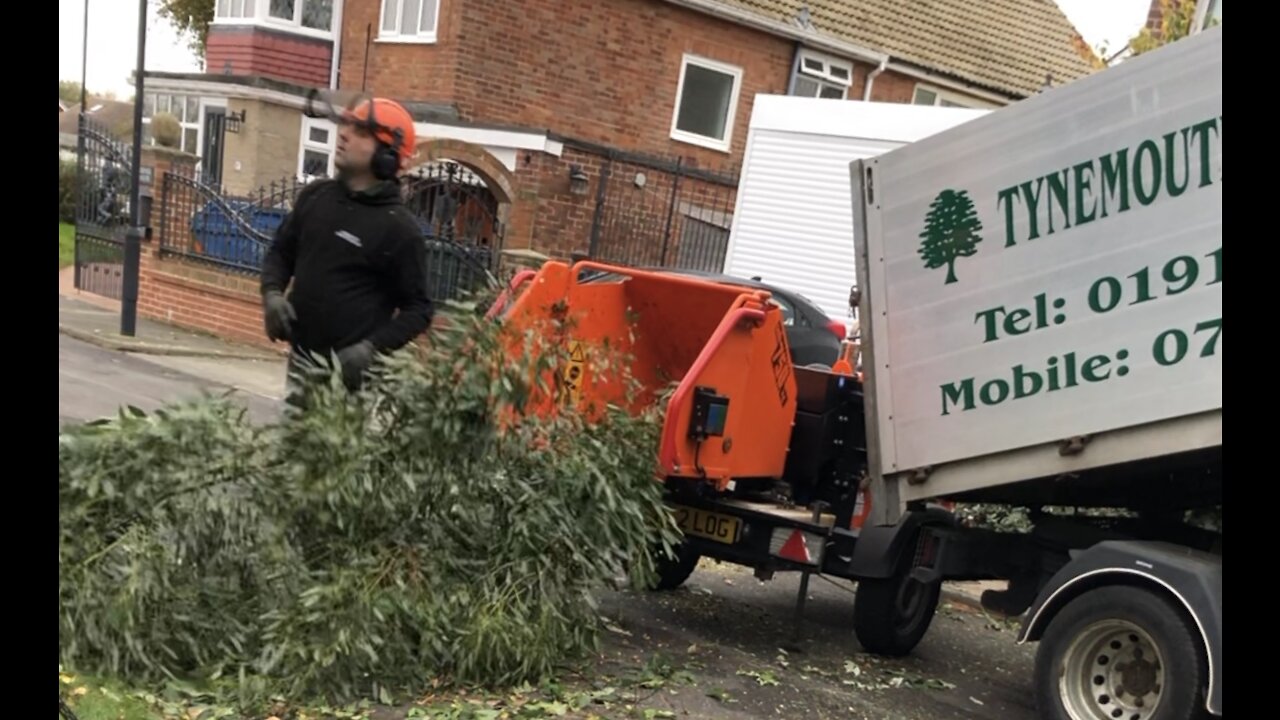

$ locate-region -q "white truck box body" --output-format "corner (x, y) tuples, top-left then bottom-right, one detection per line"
(723, 96), (986, 326)
(852, 28), (1223, 510)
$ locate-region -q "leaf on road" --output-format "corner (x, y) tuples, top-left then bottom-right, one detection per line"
(603, 621), (633, 637)
(736, 669), (780, 687)
(707, 688), (735, 703)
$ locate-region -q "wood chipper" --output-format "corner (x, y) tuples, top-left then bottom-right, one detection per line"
(492, 260), (945, 657)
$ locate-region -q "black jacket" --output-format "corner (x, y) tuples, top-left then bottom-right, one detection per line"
(261, 179), (434, 355)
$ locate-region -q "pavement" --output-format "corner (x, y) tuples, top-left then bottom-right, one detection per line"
(58, 281), (288, 427)
(58, 295), (282, 361)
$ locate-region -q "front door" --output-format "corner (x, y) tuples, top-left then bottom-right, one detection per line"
(202, 108), (227, 187)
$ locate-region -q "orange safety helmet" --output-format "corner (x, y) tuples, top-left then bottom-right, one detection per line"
(343, 97), (417, 171)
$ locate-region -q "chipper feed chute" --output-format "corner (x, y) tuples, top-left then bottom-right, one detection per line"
(497, 261), (798, 488)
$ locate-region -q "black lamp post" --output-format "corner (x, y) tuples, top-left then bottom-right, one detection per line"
(79, 0), (88, 109)
(121, 0), (148, 337)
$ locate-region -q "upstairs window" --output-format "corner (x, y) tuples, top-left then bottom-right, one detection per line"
(216, 0), (256, 19)
(911, 84), (994, 109)
(214, 0), (333, 35)
(1202, 0), (1221, 29)
(791, 50), (853, 100)
(379, 0), (441, 43)
(268, 0), (333, 31)
(670, 54), (743, 153)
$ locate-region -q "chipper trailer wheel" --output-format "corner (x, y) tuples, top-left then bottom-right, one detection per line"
(852, 541), (941, 657)
(650, 541), (701, 591)
(1034, 586), (1209, 720)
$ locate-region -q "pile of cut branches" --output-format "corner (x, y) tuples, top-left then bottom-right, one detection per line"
(58, 304), (680, 710)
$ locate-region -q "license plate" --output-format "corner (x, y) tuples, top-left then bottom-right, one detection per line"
(673, 505), (741, 545)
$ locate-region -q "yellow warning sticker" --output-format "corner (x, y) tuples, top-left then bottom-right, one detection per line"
(562, 340), (586, 406)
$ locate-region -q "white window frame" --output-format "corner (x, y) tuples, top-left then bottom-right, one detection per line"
(212, 0), (335, 40)
(141, 92), (208, 157)
(298, 115), (337, 182)
(791, 49), (853, 100)
(377, 0), (441, 44)
(1193, 0), (1220, 32)
(911, 84), (996, 109)
(669, 54), (743, 153)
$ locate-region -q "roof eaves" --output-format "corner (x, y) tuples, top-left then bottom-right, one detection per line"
(660, 0), (889, 64)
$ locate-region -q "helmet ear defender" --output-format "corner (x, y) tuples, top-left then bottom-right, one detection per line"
(363, 99), (404, 181)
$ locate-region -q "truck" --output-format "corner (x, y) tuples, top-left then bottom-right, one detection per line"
(850, 23), (1222, 719)
(495, 24), (1221, 720)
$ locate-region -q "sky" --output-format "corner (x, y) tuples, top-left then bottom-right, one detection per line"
(59, 0), (1154, 100)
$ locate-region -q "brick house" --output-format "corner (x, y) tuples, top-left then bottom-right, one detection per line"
(123, 0), (1100, 349)
(139, 0), (352, 195)
(337, 0), (1098, 264)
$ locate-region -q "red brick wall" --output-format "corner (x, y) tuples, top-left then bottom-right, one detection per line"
(206, 26), (333, 88)
(137, 259), (272, 350)
(448, 0), (794, 166)
(1146, 0), (1165, 34)
(345, 0), (966, 174)
(337, 0), (462, 100)
(859, 68), (925, 105)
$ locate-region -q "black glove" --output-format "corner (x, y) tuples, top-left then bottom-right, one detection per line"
(263, 291), (296, 342)
(336, 341), (376, 390)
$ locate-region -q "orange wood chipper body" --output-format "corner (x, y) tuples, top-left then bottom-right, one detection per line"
(496, 261), (799, 489)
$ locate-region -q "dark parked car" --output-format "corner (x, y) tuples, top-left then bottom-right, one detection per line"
(579, 266), (846, 368)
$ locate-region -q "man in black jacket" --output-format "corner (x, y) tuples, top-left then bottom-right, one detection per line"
(260, 97), (433, 402)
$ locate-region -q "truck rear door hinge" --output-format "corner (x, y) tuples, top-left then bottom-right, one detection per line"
(1058, 435), (1092, 456)
(906, 466), (933, 485)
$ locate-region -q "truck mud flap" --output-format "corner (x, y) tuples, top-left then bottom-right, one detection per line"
(844, 508), (955, 580)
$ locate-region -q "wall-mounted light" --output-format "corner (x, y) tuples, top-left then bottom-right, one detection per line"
(568, 164), (589, 195)
(225, 109), (247, 134)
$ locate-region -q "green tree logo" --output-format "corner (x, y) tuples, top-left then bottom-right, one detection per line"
(919, 189), (984, 285)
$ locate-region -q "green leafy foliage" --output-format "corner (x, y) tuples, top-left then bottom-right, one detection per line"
(150, 112), (183, 149)
(61, 80), (85, 106)
(59, 303), (681, 711)
(157, 0), (216, 58)
(60, 157), (78, 223)
(1130, 0), (1202, 56)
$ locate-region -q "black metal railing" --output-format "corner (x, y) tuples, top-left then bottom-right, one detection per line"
(159, 172), (302, 274)
(157, 164), (504, 302)
(403, 161), (504, 301)
(571, 140), (740, 272)
(74, 115), (133, 299)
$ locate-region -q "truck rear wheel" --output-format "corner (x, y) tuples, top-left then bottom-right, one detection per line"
(852, 548), (940, 656)
(1035, 586), (1208, 720)
(650, 542), (700, 591)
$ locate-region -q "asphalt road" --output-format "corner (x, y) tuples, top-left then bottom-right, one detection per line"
(59, 334), (282, 427)
(594, 561), (1037, 720)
